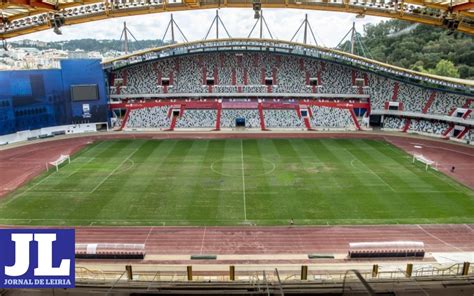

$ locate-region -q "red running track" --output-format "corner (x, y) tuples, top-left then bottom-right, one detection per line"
(0, 137), (94, 197)
(73, 224), (474, 254)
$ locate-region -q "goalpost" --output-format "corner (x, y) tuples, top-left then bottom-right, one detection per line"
(47, 154), (71, 172)
(412, 154), (437, 171)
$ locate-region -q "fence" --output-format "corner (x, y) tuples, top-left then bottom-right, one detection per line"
(75, 262), (472, 284)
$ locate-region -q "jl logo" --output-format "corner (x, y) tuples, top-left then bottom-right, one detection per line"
(0, 229), (75, 288)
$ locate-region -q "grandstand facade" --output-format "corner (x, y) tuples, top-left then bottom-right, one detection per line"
(104, 39), (473, 143)
(0, 39), (473, 144)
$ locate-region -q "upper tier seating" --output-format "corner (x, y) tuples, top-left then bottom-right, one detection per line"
(111, 53), (471, 116)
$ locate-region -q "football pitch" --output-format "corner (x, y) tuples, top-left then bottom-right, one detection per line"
(0, 138), (473, 226)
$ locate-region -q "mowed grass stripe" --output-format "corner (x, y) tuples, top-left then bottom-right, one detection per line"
(0, 138), (472, 226)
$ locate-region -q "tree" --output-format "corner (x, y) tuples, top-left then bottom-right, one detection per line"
(359, 19), (474, 79)
(428, 60), (460, 78)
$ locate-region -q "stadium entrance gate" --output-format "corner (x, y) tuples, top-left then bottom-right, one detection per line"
(236, 118), (245, 128)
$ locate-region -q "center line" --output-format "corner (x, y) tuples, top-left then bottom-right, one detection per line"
(241, 139), (247, 221)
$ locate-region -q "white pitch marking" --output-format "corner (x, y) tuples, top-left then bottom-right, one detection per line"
(241, 139), (247, 221)
(350, 158), (396, 192)
(89, 147), (139, 194)
(1, 168), (58, 207)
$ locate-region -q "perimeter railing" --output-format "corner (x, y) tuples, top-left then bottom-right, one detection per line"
(75, 262), (472, 283)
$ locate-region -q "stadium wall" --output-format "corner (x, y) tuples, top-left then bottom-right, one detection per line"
(0, 59), (108, 136)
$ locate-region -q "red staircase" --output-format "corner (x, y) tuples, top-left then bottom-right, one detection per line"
(122, 69), (128, 85)
(422, 92), (436, 113)
(175, 59), (180, 72)
(299, 58), (304, 71)
(215, 103), (222, 131)
(391, 82), (399, 101)
(349, 109), (361, 130)
(463, 109), (472, 119)
(214, 66), (218, 85)
(456, 127), (470, 139)
(157, 70), (162, 85)
(462, 99), (472, 108)
(119, 108), (131, 131)
(168, 115), (177, 131)
(303, 117), (312, 130)
(232, 69), (236, 85)
(442, 124), (454, 137)
(402, 119), (411, 132)
(258, 103), (266, 130)
(202, 66), (207, 85)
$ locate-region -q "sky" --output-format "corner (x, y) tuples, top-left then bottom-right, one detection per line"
(11, 9), (388, 47)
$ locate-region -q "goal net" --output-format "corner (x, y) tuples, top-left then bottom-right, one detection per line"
(47, 154), (70, 172)
(412, 154), (437, 171)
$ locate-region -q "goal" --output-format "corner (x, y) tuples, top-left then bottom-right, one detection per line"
(412, 154), (437, 171)
(47, 154), (71, 172)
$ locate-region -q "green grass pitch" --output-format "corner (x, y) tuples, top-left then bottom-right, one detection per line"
(0, 138), (472, 226)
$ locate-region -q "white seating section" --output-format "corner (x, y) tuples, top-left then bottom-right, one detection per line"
(125, 106), (170, 129)
(263, 109), (303, 128)
(221, 109), (260, 128)
(408, 119), (448, 135)
(368, 75), (395, 110)
(110, 52), (473, 143)
(428, 92), (470, 115)
(175, 109), (217, 128)
(111, 52), (472, 116)
(310, 107), (354, 129)
(383, 116), (405, 130)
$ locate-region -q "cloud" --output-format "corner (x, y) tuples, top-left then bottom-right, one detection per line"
(11, 8), (387, 47)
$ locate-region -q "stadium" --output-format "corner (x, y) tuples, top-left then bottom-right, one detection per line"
(0, 1), (473, 294)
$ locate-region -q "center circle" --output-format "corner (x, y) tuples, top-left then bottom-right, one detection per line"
(210, 157), (276, 177)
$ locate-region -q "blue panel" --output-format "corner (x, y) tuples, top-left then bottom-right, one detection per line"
(0, 59), (109, 136)
(60, 59), (108, 124)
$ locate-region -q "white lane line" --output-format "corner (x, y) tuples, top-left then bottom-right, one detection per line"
(241, 139), (247, 221)
(200, 227), (207, 254)
(416, 224), (464, 252)
(89, 147), (139, 194)
(144, 226), (154, 245)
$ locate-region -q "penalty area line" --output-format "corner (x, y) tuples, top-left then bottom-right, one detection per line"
(89, 147), (140, 194)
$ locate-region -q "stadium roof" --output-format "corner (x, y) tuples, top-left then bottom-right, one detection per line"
(0, 0), (473, 39)
(102, 38), (474, 92)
